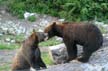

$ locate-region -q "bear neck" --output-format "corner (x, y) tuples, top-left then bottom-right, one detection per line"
(25, 37), (38, 49)
(55, 25), (64, 37)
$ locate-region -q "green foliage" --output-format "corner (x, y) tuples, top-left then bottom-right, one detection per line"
(39, 37), (62, 47)
(0, 43), (20, 50)
(0, 0), (7, 5)
(28, 15), (36, 22)
(4, 0), (108, 21)
(42, 52), (53, 65)
(0, 0), (2, 4)
(14, 34), (25, 42)
(0, 35), (61, 50)
(0, 63), (11, 71)
(0, 34), (24, 50)
(0, 34), (25, 43)
(7, 0), (108, 21)
(8, 0), (25, 18)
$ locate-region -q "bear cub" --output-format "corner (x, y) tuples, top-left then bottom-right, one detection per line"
(11, 30), (47, 71)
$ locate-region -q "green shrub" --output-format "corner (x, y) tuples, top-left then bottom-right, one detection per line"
(0, 0), (2, 4)
(28, 15), (36, 22)
(7, 0), (108, 21)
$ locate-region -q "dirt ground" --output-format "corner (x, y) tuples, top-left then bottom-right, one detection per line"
(0, 47), (49, 71)
(0, 35), (108, 71)
(0, 6), (108, 71)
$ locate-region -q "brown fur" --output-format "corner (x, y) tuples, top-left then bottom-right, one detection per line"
(12, 31), (46, 71)
(44, 22), (103, 63)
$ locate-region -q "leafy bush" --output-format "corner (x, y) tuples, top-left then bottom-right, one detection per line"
(8, 0), (108, 21)
(28, 15), (36, 22)
(0, 0), (2, 4)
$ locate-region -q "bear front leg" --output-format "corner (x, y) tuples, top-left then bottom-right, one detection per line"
(32, 59), (46, 70)
(38, 57), (47, 69)
(64, 42), (77, 63)
(32, 63), (41, 70)
(30, 57), (41, 70)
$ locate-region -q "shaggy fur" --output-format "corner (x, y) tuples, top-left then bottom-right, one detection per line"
(44, 22), (103, 63)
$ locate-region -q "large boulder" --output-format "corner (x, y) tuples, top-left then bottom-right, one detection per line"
(42, 35), (108, 71)
(48, 44), (68, 64)
(41, 43), (108, 71)
(48, 43), (83, 64)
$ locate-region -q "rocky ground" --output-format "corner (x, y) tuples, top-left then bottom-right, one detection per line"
(0, 7), (60, 44)
(0, 34), (108, 71)
(40, 35), (108, 71)
(0, 7), (108, 71)
(0, 47), (48, 71)
(0, 7), (57, 71)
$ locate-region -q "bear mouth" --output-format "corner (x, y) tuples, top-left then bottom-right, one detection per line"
(44, 33), (49, 41)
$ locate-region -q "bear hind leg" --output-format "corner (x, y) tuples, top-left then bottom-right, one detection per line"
(77, 45), (99, 63)
(77, 50), (92, 62)
(65, 42), (77, 63)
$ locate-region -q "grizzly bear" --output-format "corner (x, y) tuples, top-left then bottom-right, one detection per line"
(44, 22), (103, 63)
(11, 30), (47, 71)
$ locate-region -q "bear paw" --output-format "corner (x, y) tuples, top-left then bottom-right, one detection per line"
(77, 57), (89, 63)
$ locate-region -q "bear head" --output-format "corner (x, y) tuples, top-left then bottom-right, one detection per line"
(28, 29), (39, 45)
(44, 22), (64, 39)
(37, 32), (48, 42)
(30, 29), (48, 43)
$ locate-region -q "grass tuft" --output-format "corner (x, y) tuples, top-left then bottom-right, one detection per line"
(39, 37), (62, 47)
(41, 52), (53, 65)
(0, 43), (20, 50)
(28, 15), (36, 22)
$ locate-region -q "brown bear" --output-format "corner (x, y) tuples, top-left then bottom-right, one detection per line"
(44, 22), (103, 63)
(11, 30), (47, 71)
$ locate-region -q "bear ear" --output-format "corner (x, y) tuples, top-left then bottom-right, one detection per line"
(52, 22), (56, 26)
(32, 29), (36, 33)
(31, 29), (37, 39)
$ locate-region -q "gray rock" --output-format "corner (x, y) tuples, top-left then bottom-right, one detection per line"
(58, 19), (65, 22)
(55, 37), (63, 42)
(24, 12), (36, 20)
(11, 40), (15, 43)
(94, 21), (108, 33)
(0, 33), (3, 36)
(5, 38), (11, 42)
(48, 44), (68, 64)
(48, 43), (83, 64)
(43, 35), (108, 71)
(0, 10), (6, 14)
(102, 63), (108, 71)
(7, 28), (16, 35)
